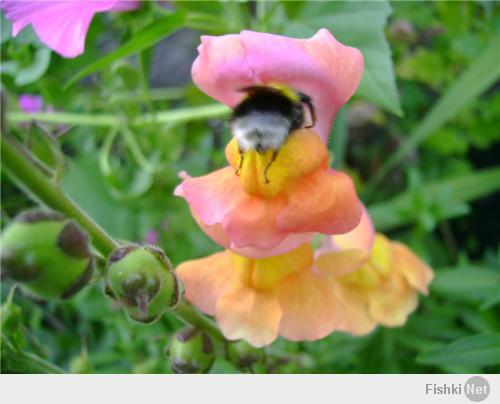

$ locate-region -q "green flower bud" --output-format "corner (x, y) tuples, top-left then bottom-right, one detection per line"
(1, 210), (94, 300)
(105, 245), (179, 323)
(166, 327), (215, 374)
(227, 340), (264, 370)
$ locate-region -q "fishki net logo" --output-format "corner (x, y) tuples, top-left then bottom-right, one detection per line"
(426, 376), (491, 402)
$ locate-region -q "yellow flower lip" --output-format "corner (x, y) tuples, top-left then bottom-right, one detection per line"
(232, 243), (314, 291)
(225, 129), (329, 198)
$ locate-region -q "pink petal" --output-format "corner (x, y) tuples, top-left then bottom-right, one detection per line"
(331, 206), (375, 253)
(194, 218), (315, 259)
(191, 29), (364, 142)
(1, 1), (119, 58)
(110, 0), (140, 12)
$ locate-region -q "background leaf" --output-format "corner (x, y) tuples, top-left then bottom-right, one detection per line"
(431, 267), (500, 306)
(369, 167), (500, 231)
(417, 334), (500, 366)
(367, 35), (500, 195)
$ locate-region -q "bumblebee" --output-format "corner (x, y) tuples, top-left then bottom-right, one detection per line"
(230, 85), (316, 182)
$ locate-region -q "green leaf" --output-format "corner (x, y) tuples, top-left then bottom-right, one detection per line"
(417, 334), (500, 366)
(367, 35), (500, 194)
(369, 166), (500, 231)
(66, 12), (185, 87)
(431, 267), (500, 305)
(282, 1), (401, 115)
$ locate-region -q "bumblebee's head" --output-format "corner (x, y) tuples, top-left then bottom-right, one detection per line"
(233, 85), (316, 130)
(230, 85), (317, 152)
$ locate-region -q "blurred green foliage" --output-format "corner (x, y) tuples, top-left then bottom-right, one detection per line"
(1, 1), (499, 374)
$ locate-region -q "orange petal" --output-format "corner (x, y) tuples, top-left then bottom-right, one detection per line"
(176, 167), (292, 252)
(216, 282), (282, 347)
(391, 242), (434, 294)
(335, 286), (377, 336)
(316, 249), (370, 277)
(176, 251), (235, 316)
(277, 168), (362, 234)
(223, 193), (289, 249)
(274, 268), (344, 341)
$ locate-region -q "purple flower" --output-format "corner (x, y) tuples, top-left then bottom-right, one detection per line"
(18, 94), (44, 113)
(1, 1), (141, 58)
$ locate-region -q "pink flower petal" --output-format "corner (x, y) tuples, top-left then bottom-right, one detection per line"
(331, 206), (375, 253)
(192, 29), (363, 142)
(1, 0), (120, 58)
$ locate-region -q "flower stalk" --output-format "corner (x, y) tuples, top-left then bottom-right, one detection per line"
(6, 104), (230, 128)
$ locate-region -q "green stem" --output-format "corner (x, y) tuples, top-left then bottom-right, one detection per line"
(120, 124), (155, 173)
(7, 104), (230, 128)
(1, 134), (119, 256)
(174, 300), (225, 345)
(112, 87), (185, 102)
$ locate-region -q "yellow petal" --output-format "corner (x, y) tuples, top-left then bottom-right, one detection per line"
(338, 263), (380, 289)
(370, 233), (392, 277)
(368, 273), (418, 327)
(225, 129), (328, 198)
(232, 243), (314, 291)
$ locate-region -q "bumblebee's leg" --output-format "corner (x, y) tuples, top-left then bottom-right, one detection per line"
(264, 150), (279, 184)
(235, 147), (244, 176)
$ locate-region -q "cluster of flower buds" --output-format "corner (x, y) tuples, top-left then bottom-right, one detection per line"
(105, 245), (179, 323)
(166, 327), (215, 374)
(1, 209), (94, 300)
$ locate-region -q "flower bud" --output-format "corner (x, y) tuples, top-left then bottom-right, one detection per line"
(1, 210), (94, 299)
(105, 245), (179, 323)
(227, 340), (264, 370)
(166, 327), (215, 374)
